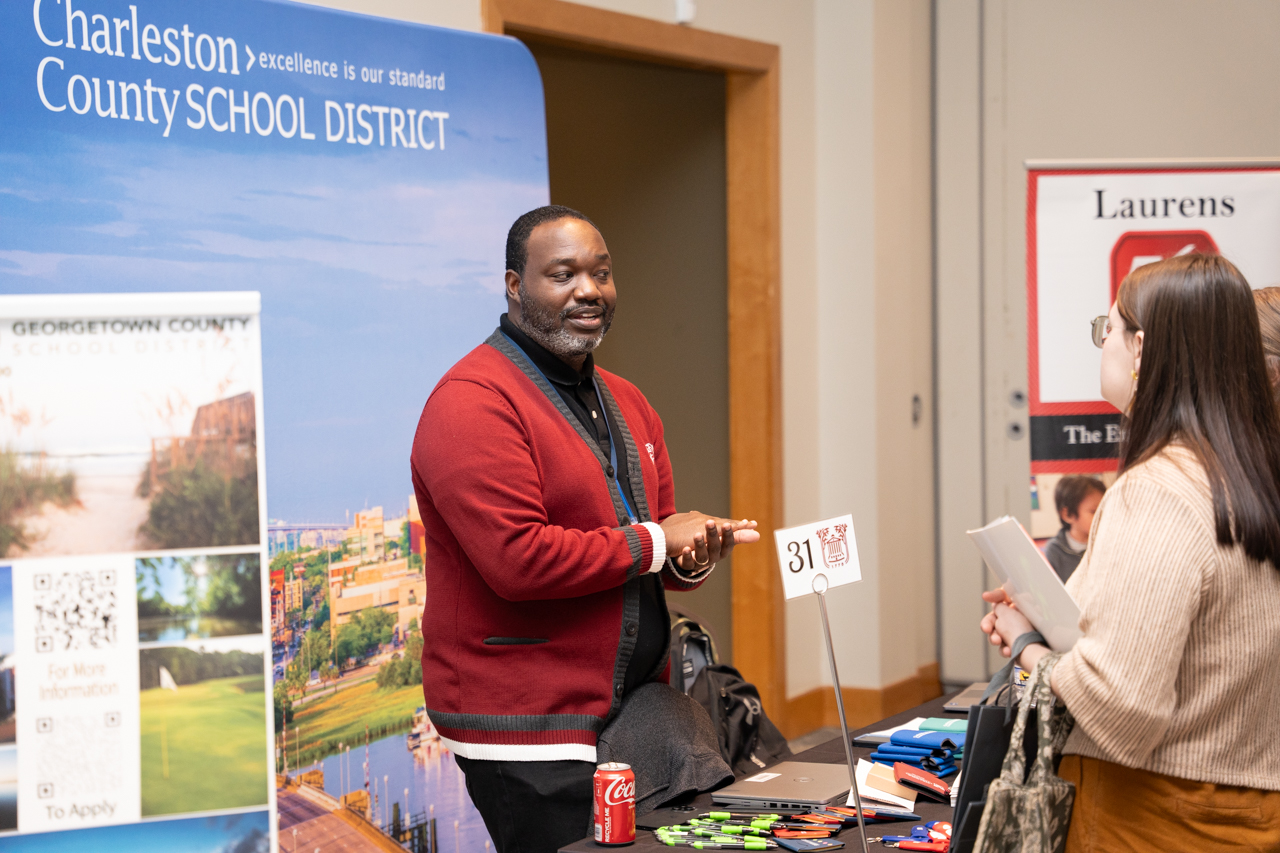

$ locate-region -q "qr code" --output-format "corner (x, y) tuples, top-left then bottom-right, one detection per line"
(34, 570), (118, 652)
(34, 712), (125, 799)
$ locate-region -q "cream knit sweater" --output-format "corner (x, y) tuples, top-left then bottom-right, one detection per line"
(1055, 445), (1280, 791)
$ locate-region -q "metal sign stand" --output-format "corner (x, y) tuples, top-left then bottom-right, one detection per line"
(814, 573), (870, 853)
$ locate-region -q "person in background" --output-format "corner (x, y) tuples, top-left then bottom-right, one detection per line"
(1044, 476), (1105, 583)
(981, 254), (1280, 851)
(1255, 286), (1280, 404)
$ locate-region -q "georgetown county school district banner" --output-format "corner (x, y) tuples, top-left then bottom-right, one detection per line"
(0, 291), (268, 836)
(1, 0), (549, 849)
(1025, 164), (1280, 537)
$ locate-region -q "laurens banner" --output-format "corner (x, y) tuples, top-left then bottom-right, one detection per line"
(1, 0), (549, 849)
(1027, 162), (1280, 473)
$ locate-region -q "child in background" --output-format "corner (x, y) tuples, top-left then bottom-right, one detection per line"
(1045, 475), (1105, 582)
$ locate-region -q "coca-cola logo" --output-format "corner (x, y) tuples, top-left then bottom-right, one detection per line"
(603, 776), (635, 806)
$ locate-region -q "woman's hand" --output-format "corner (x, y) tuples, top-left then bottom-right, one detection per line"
(980, 588), (1058, 689)
(979, 587), (1011, 652)
(979, 587), (1052, 671)
(979, 588), (1032, 658)
(989, 603), (1035, 659)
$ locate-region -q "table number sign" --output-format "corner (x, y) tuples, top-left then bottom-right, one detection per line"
(774, 514), (862, 600)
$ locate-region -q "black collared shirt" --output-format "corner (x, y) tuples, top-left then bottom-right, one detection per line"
(498, 314), (666, 696)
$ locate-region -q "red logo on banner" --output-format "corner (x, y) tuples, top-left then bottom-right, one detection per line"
(1110, 230), (1219, 300)
(816, 524), (849, 569)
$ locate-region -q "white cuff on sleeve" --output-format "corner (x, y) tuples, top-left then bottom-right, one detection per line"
(640, 521), (666, 574)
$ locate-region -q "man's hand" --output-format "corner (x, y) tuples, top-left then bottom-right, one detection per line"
(658, 512), (759, 572)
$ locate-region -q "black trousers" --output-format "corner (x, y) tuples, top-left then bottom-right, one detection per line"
(456, 756), (597, 853)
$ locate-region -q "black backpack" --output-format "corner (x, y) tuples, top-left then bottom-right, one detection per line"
(668, 610), (719, 693)
(668, 610), (792, 776)
(689, 664), (792, 776)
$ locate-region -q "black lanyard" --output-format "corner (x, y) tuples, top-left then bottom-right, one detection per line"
(592, 374), (639, 524)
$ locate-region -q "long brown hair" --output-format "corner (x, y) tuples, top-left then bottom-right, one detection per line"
(1256, 286), (1280, 405)
(1117, 254), (1280, 567)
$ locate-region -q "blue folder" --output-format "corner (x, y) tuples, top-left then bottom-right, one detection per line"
(874, 744), (955, 762)
(867, 752), (956, 775)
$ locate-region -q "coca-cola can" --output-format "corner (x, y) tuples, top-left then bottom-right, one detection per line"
(593, 762), (635, 846)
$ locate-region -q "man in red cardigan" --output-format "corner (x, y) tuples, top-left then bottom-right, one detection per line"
(411, 205), (758, 853)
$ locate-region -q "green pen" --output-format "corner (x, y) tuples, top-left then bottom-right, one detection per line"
(656, 828), (711, 835)
(692, 818), (782, 832)
(701, 813), (783, 822)
(693, 829), (762, 840)
(688, 821), (769, 837)
(660, 840), (776, 850)
(657, 829), (741, 842)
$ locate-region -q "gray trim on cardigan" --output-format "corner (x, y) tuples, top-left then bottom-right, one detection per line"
(427, 709), (604, 734)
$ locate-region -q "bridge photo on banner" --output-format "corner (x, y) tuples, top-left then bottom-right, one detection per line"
(0, 0), (549, 848)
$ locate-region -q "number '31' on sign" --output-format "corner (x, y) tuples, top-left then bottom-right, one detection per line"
(773, 514), (862, 600)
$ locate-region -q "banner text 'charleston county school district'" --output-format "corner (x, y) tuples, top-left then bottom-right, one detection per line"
(30, 0), (449, 145)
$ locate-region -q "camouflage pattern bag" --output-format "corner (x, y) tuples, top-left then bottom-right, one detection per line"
(973, 652), (1075, 853)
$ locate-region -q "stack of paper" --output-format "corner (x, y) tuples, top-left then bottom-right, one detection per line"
(855, 759), (916, 809)
(967, 515), (1082, 651)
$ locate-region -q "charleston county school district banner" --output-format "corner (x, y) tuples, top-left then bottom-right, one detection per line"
(1025, 164), (1280, 536)
(0, 0), (549, 849)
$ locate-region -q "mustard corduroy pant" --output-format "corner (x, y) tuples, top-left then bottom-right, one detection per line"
(1058, 754), (1280, 853)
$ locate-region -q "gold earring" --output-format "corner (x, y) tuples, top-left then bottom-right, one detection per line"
(1131, 370), (1139, 380)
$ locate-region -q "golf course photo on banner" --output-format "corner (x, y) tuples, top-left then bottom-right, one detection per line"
(138, 639), (268, 816)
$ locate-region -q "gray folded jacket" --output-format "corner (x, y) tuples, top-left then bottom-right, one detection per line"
(596, 682), (735, 815)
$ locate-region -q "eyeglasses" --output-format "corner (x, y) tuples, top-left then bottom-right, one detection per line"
(1091, 315), (1111, 349)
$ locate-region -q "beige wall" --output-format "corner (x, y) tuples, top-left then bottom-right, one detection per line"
(789, 0), (877, 697)
(872, 0), (936, 688)
(298, 0), (480, 30)
(301, 0), (938, 696)
(790, 0), (937, 697)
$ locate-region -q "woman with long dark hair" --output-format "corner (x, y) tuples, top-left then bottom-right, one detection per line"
(1255, 286), (1280, 403)
(981, 254), (1280, 849)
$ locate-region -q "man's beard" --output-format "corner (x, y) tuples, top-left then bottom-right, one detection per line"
(518, 283), (614, 359)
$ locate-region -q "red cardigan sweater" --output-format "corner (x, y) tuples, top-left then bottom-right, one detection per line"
(410, 330), (709, 762)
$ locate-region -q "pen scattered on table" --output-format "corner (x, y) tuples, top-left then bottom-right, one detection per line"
(652, 801), (942, 853)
